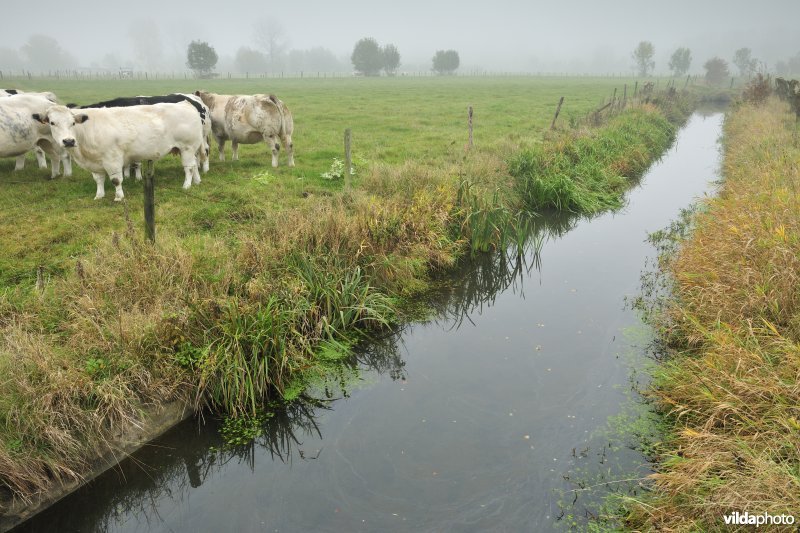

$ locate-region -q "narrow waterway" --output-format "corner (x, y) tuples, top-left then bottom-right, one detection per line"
(15, 111), (723, 533)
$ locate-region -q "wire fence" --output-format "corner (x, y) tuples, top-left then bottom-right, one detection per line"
(0, 69), (708, 82)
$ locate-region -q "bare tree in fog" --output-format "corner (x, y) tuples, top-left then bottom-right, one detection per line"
(253, 18), (288, 72)
(632, 41), (655, 76)
(732, 47), (758, 78)
(128, 19), (164, 70)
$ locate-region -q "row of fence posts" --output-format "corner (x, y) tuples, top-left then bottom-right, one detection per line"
(133, 77), (689, 246)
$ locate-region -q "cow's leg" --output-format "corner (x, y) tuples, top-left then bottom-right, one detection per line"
(197, 141), (208, 172)
(62, 154), (72, 177)
(48, 154), (61, 178)
(34, 147), (47, 169)
(110, 172), (125, 201)
(123, 165), (130, 179)
(283, 133), (295, 167)
(231, 141), (239, 161)
(217, 137), (226, 161)
(92, 172), (106, 200)
(180, 149), (198, 189)
(103, 163), (125, 201)
(267, 135), (279, 167)
(14, 155), (25, 171)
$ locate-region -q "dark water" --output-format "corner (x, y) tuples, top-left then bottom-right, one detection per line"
(14, 112), (723, 533)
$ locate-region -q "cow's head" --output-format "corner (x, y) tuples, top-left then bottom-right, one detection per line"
(194, 90), (214, 108)
(33, 105), (88, 149)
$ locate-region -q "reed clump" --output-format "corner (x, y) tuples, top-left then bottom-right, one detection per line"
(624, 99), (800, 530)
(509, 105), (675, 214)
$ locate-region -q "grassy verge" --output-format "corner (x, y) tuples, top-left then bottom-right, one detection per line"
(510, 105), (677, 213)
(0, 77), (691, 508)
(621, 99), (800, 529)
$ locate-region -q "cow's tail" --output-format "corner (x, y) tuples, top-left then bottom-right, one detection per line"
(264, 94), (290, 138)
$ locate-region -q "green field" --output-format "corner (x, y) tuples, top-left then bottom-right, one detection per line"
(0, 76), (639, 287)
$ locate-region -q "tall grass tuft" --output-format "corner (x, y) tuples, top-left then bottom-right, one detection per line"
(194, 255), (394, 416)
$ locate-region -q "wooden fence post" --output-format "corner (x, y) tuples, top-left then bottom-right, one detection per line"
(144, 164), (155, 243)
(550, 96), (564, 130)
(36, 265), (44, 292)
(468, 105), (474, 147)
(344, 129), (352, 192)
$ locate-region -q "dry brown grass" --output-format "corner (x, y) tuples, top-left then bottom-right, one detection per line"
(625, 99), (800, 530)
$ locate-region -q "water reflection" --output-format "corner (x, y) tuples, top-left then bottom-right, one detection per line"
(430, 210), (580, 330)
(17, 211), (587, 533)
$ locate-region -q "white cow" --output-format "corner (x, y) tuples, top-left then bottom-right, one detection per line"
(78, 93), (212, 180)
(40, 103), (205, 201)
(194, 91), (294, 167)
(0, 94), (71, 178)
(0, 90), (67, 175)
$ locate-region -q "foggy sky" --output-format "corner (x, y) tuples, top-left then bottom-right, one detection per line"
(1, 0), (798, 73)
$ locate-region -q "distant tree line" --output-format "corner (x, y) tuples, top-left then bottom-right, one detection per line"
(5, 24), (800, 80)
(628, 41), (800, 85)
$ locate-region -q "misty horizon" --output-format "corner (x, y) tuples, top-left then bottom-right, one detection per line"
(1, 0), (799, 75)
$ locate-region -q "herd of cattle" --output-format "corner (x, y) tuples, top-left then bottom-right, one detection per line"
(0, 88), (294, 201)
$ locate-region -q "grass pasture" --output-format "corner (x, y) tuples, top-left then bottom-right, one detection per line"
(2, 75), (685, 508)
(0, 76), (640, 287)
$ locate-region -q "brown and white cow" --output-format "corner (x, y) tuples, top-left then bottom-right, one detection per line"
(38, 103), (205, 201)
(194, 91), (294, 167)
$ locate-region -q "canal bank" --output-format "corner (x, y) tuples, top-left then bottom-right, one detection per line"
(622, 99), (800, 530)
(10, 110), (724, 532)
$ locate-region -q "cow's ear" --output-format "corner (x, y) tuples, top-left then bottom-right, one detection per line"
(31, 113), (46, 124)
(194, 90), (201, 96)
(75, 113), (89, 124)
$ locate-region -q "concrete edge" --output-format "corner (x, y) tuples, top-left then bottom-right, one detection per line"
(0, 399), (193, 532)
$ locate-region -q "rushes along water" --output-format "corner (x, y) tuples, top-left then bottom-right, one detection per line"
(13, 111), (724, 533)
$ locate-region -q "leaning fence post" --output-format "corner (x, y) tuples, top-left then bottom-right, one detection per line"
(143, 165), (155, 243)
(468, 105), (474, 147)
(344, 128), (352, 192)
(550, 96), (564, 129)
